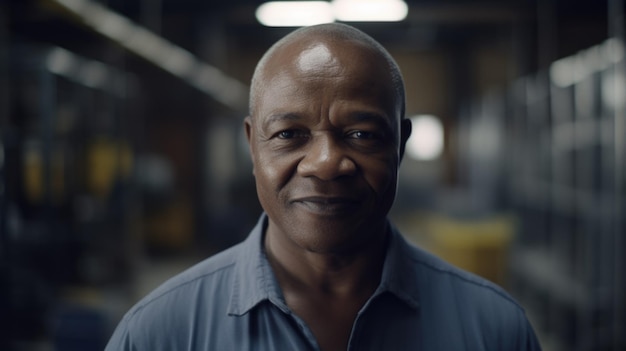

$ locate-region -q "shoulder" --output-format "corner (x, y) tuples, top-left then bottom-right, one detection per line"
(405, 242), (521, 308)
(134, 244), (241, 312)
(405, 238), (536, 350)
(396, 237), (541, 349)
(392, 232), (527, 320)
(105, 244), (244, 350)
(106, 216), (270, 350)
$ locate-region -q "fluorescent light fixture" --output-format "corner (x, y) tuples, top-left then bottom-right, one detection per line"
(406, 115), (444, 161)
(549, 56), (574, 88)
(602, 71), (626, 110)
(83, 3), (133, 42)
(45, 47), (131, 96)
(604, 37), (625, 63)
(160, 45), (196, 77)
(50, 0), (249, 110)
(256, 1), (334, 27)
(46, 47), (76, 76)
(332, 0), (408, 22)
(256, 0), (408, 26)
(551, 38), (625, 88)
(123, 26), (166, 62)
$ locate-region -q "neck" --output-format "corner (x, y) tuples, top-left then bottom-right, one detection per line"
(264, 226), (388, 298)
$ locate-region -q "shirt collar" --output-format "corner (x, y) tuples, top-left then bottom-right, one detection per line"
(227, 214), (420, 316)
(228, 214), (288, 316)
(374, 223), (421, 309)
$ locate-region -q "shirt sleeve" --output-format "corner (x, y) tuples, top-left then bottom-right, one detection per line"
(515, 308), (543, 351)
(105, 315), (137, 351)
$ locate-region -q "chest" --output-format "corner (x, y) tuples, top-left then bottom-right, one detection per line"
(289, 300), (361, 351)
(139, 297), (493, 351)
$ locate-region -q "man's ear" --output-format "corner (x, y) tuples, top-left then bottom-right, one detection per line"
(244, 116), (256, 176)
(399, 118), (412, 162)
(244, 116), (253, 143)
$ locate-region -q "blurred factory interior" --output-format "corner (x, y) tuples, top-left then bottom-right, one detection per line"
(0, 0), (624, 350)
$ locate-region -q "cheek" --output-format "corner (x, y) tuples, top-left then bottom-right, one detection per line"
(254, 151), (298, 192)
(361, 156), (399, 199)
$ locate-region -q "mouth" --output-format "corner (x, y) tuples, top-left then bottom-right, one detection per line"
(291, 196), (361, 216)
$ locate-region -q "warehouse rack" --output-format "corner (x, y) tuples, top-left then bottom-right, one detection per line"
(0, 44), (139, 349)
(460, 37), (625, 351)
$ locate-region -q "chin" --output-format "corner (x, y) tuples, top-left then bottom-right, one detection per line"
(288, 214), (387, 254)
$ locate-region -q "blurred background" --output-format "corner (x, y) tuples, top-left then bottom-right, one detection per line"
(0, 0), (624, 350)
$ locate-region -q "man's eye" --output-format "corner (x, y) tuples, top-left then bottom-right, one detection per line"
(276, 130), (306, 139)
(348, 130), (380, 139)
(278, 130), (295, 139)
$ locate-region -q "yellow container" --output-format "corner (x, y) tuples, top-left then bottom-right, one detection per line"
(424, 214), (515, 287)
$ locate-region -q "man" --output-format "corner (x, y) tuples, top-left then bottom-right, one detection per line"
(106, 23), (541, 350)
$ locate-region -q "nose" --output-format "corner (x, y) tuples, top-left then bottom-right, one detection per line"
(297, 134), (357, 180)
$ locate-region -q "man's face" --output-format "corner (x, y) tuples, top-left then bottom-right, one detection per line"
(246, 39), (406, 254)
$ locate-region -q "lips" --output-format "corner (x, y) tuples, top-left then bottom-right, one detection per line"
(291, 196), (361, 216)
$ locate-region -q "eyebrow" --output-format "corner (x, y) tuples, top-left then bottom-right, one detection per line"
(261, 113), (302, 130)
(347, 112), (394, 131)
(349, 112), (388, 123)
(259, 111), (393, 131)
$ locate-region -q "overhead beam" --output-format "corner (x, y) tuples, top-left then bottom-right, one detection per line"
(44, 0), (249, 113)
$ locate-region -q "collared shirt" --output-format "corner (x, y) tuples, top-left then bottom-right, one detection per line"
(105, 214), (541, 351)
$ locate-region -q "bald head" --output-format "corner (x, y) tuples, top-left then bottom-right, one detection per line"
(249, 23), (405, 119)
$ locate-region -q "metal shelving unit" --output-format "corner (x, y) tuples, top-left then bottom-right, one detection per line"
(460, 37), (625, 351)
(1, 44), (139, 349)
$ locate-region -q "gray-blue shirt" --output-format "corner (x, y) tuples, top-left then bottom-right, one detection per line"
(105, 214), (541, 350)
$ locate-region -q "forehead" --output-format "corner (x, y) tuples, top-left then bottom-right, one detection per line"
(266, 36), (390, 77)
(295, 43), (339, 75)
(255, 37), (398, 115)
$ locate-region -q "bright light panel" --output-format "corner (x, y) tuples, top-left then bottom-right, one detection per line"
(406, 115), (444, 161)
(256, 0), (408, 27)
(333, 0), (408, 22)
(256, 1), (334, 27)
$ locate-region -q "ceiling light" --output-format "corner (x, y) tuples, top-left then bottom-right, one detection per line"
(50, 0), (249, 111)
(332, 0), (408, 22)
(256, 1), (334, 27)
(406, 115), (444, 161)
(46, 47), (76, 76)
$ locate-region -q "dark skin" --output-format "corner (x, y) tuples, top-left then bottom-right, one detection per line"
(245, 32), (411, 351)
